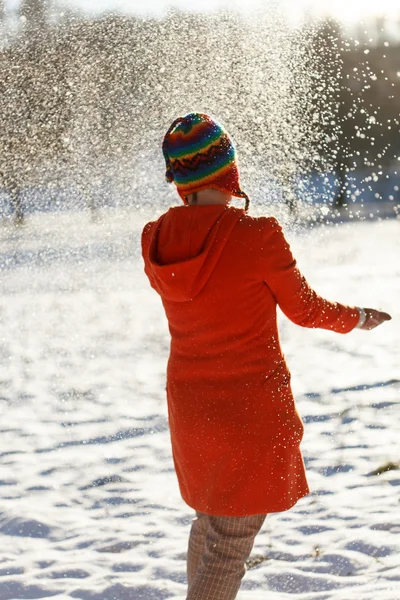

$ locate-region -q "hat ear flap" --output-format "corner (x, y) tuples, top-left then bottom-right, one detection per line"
(237, 191), (250, 212)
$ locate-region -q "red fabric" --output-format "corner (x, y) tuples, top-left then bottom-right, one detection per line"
(141, 205), (359, 516)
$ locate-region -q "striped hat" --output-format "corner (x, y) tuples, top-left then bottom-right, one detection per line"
(162, 113), (250, 211)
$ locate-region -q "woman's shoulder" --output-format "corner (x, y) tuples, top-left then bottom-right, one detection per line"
(236, 210), (281, 234)
(142, 210), (167, 236)
(234, 213), (289, 260)
(141, 219), (157, 240)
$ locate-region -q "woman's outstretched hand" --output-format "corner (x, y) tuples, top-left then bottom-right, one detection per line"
(359, 308), (392, 330)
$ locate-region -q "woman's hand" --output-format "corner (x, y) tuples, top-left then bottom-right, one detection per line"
(359, 308), (392, 330)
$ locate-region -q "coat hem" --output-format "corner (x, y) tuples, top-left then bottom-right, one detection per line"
(180, 487), (310, 517)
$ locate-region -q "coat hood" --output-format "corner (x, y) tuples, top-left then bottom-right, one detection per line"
(141, 205), (244, 302)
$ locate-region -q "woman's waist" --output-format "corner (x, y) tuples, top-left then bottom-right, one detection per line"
(167, 353), (290, 384)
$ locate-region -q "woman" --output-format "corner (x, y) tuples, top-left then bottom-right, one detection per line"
(141, 113), (391, 600)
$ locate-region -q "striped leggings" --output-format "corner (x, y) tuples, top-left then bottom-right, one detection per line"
(186, 511), (267, 600)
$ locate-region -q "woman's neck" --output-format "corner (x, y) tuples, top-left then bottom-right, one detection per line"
(187, 189), (231, 206)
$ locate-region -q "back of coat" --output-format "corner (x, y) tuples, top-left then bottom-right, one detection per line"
(142, 204), (358, 516)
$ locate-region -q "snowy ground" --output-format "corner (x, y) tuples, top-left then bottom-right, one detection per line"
(0, 207), (399, 600)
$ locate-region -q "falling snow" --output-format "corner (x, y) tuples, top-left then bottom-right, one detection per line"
(0, 2), (399, 599)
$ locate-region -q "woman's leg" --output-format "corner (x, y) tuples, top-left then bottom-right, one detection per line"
(187, 512), (266, 600)
(187, 512), (208, 586)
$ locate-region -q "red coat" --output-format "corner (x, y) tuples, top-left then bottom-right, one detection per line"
(141, 204), (359, 516)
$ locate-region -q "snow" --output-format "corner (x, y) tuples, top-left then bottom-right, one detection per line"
(0, 207), (399, 599)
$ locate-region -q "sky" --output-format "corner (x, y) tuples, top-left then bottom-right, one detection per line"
(3, 0), (400, 25)
(58, 0), (400, 25)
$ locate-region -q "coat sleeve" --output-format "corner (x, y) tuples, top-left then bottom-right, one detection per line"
(261, 217), (359, 333)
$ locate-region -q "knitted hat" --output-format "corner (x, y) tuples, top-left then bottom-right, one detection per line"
(162, 113), (250, 211)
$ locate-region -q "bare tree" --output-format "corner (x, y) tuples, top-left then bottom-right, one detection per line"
(0, 34), (71, 223)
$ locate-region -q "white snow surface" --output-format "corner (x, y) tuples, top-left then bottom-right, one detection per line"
(0, 207), (399, 600)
